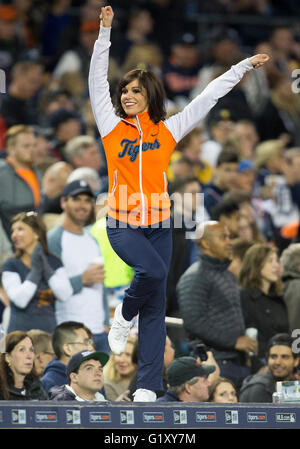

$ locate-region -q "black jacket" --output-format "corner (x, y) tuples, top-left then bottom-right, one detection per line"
(177, 252), (245, 361)
(0, 377), (48, 401)
(239, 370), (276, 403)
(48, 384), (76, 401)
(240, 287), (289, 360)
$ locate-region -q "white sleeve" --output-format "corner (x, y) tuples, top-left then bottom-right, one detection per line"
(88, 26), (121, 137)
(164, 58), (254, 143)
(48, 266), (73, 302)
(1, 271), (37, 309)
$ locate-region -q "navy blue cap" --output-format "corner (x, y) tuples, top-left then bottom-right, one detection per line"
(66, 350), (109, 380)
(62, 180), (94, 198)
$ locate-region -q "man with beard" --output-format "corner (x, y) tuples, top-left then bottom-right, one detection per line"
(239, 333), (300, 402)
(47, 180), (109, 354)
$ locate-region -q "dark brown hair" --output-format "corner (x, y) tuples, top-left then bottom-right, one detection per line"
(10, 211), (49, 258)
(208, 377), (238, 402)
(113, 69), (166, 124)
(0, 331), (34, 400)
(239, 243), (281, 294)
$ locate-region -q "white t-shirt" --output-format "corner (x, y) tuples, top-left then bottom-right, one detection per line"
(53, 228), (105, 334)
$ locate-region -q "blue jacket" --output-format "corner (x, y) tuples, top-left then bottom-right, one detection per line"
(40, 359), (67, 395)
(156, 390), (181, 402)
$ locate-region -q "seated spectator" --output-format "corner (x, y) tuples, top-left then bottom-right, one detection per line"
(268, 26), (300, 79)
(208, 377), (238, 403)
(113, 7), (155, 66)
(156, 356), (215, 402)
(280, 243), (300, 333)
(1, 212), (73, 333)
(228, 238), (255, 279)
(0, 60), (44, 128)
(203, 149), (239, 216)
(162, 32), (201, 106)
(53, 19), (100, 85)
(239, 243), (289, 369)
(271, 76), (300, 146)
(234, 159), (256, 194)
(0, 5), (26, 82)
(49, 350), (109, 401)
(27, 329), (55, 379)
(40, 321), (95, 395)
(177, 221), (258, 390)
(200, 108), (238, 168)
(103, 333), (138, 401)
(48, 109), (84, 161)
(120, 42), (163, 79)
(0, 125), (42, 240)
(67, 167), (102, 196)
(168, 157), (195, 181)
(239, 333), (300, 403)
(168, 127), (212, 185)
(39, 161), (74, 218)
(231, 119), (259, 161)
(63, 135), (104, 175)
(0, 330), (47, 400)
(253, 139), (299, 248)
(210, 198), (240, 238)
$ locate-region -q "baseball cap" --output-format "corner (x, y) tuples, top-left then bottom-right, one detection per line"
(66, 350), (109, 380)
(62, 180), (94, 198)
(166, 356), (216, 387)
(238, 159), (254, 173)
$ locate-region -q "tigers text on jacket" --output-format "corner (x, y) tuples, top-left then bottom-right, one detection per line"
(88, 26), (253, 226)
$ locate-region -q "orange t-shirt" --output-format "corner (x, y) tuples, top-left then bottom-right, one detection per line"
(16, 168), (40, 207)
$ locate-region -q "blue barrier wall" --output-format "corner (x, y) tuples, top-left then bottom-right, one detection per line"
(0, 401), (299, 429)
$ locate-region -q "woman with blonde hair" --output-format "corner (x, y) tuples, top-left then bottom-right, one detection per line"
(103, 332), (138, 401)
(239, 243), (289, 368)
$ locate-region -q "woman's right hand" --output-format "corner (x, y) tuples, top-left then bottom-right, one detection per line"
(100, 6), (114, 28)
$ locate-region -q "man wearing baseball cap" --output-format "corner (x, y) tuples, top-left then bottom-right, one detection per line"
(49, 350), (109, 401)
(156, 356), (215, 402)
(47, 179), (110, 355)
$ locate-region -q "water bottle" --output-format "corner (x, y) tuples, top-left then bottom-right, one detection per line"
(245, 327), (258, 357)
(0, 324), (5, 353)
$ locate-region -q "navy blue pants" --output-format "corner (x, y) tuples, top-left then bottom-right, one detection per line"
(106, 216), (172, 391)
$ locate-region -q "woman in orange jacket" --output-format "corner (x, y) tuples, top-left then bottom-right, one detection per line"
(89, 5), (269, 402)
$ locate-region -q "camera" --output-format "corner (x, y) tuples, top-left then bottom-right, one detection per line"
(187, 340), (209, 362)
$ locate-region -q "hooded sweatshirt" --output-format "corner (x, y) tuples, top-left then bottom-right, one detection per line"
(40, 359), (67, 395)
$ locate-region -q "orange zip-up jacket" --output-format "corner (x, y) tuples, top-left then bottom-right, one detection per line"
(89, 27), (253, 226)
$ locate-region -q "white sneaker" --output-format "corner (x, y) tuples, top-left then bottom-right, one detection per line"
(108, 303), (131, 354)
(133, 389), (157, 402)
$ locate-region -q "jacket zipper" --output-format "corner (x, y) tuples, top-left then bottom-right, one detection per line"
(163, 171), (168, 197)
(135, 116), (145, 225)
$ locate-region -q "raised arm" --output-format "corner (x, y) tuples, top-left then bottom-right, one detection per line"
(88, 6), (120, 138)
(164, 53), (269, 143)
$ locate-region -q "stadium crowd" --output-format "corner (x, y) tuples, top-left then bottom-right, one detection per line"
(1, 0), (300, 403)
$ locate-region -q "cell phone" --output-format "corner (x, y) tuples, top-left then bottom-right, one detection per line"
(195, 343), (208, 362)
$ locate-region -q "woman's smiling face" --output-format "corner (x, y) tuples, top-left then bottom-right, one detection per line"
(120, 79), (148, 117)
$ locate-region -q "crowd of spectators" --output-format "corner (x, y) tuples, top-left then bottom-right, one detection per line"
(1, 0), (300, 404)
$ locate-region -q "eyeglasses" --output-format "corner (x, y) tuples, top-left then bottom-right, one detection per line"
(67, 339), (94, 346)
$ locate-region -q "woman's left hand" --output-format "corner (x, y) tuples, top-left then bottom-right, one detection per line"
(249, 53), (270, 68)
